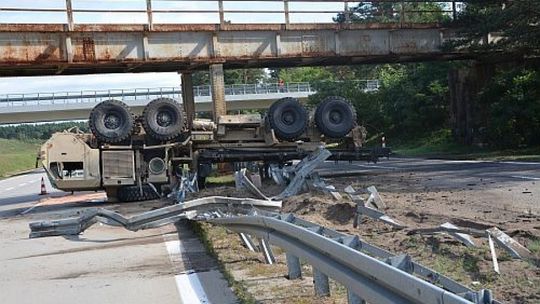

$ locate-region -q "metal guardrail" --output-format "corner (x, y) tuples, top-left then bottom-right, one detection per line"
(0, 1), (465, 27)
(28, 197), (497, 304)
(0, 81), (380, 107)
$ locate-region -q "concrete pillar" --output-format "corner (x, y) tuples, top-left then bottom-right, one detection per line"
(180, 72), (195, 128)
(210, 63), (226, 122)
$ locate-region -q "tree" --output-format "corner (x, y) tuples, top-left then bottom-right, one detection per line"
(335, 2), (448, 24)
(449, 1), (540, 57)
(192, 69), (268, 86)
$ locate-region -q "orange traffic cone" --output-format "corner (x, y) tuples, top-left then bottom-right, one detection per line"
(39, 177), (48, 195)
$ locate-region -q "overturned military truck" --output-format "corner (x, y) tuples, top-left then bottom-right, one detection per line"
(40, 94), (388, 202)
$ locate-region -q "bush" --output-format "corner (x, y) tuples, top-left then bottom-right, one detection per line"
(479, 68), (540, 148)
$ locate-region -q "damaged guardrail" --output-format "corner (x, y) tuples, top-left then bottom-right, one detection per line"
(29, 196), (281, 238)
(29, 198), (499, 304)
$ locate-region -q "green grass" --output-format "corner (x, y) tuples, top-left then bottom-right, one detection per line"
(391, 129), (540, 161)
(0, 139), (41, 178)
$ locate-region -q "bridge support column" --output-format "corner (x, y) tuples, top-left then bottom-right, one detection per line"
(448, 63), (495, 145)
(210, 63), (226, 122)
(180, 72), (195, 127)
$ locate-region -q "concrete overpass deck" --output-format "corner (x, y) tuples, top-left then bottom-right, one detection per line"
(0, 81), (379, 124)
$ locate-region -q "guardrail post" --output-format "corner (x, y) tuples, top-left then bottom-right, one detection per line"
(347, 291), (366, 304)
(313, 268), (330, 297)
(259, 238), (275, 264)
(286, 253), (302, 279)
(239, 233), (257, 252)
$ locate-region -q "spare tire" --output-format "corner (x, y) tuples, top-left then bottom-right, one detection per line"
(89, 100), (135, 143)
(142, 98), (185, 141)
(315, 96), (356, 138)
(265, 97), (308, 141)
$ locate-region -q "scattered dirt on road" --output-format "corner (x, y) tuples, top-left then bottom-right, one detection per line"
(198, 170), (540, 304)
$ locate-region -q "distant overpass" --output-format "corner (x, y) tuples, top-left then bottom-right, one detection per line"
(0, 1), (467, 77)
(0, 81), (380, 124)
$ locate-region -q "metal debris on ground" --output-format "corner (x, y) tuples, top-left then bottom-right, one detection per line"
(486, 227), (532, 259)
(237, 148), (332, 201)
(309, 173), (342, 200)
(440, 222), (477, 248)
(487, 233), (500, 274)
(168, 170), (199, 203)
(272, 148), (332, 200)
(345, 185), (406, 229)
(409, 223), (532, 263)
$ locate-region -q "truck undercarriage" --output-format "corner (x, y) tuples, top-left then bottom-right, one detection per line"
(40, 94), (390, 202)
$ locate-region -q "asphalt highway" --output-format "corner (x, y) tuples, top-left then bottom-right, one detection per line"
(0, 170), (236, 304)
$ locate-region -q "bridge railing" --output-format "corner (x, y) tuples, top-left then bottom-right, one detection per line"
(0, 82), (314, 107)
(0, 1), (465, 27)
(0, 80), (379, 107)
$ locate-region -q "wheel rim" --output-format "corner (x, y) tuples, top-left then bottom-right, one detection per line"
(156, 109), (174, 127)
(281, 110), (296, 126)
(329, 109), (343, 125)
(104, 113), (122, 130)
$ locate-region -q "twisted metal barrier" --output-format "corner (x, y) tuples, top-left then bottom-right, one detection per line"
(29, 196), (498, 304)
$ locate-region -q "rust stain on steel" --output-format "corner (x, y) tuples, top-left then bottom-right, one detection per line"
(0, 34), (62, 62)
(0, 23), (444, 33)
(72, 38), (96, 62)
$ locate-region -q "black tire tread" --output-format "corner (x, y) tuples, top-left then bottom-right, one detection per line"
(118, 185), (160, 202)
(314, 96), (356, 138)
(142, 98), (185, 141)
(89, 100), (135, 143)
(266, 97), (308, 141)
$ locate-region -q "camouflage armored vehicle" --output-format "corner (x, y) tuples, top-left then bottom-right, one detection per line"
(40, 96), (384, 202)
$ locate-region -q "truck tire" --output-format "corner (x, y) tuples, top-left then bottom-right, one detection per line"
(142, 98), (185, 141)
(118, 185), (161, 202)
(265, 97), (308, 141)
(315, 96), (356, 138)
(89, 100), (135, 143)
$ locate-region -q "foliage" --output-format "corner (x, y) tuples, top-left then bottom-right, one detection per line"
(277, 67), (335, 83)
(192, 69), (268, 86)
(335, 2), (449, 24)
(478, 68), (540, 148)
(449, 1), (540, 56)
(308, 63), (450, 140)
(0, 122), (88, 141)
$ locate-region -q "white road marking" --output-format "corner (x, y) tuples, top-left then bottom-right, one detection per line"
(501, 161), (540, 166)
(5, 187), (14, 191)
(353, 164), (398, 170)
(174, 273), (210, 304)
(164, 239), (210, 304)
(20, 202), (43, 215)
(511, 176), (540, 181)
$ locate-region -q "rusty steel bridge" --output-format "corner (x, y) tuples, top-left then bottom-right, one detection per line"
(0, 1), (467, 77)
